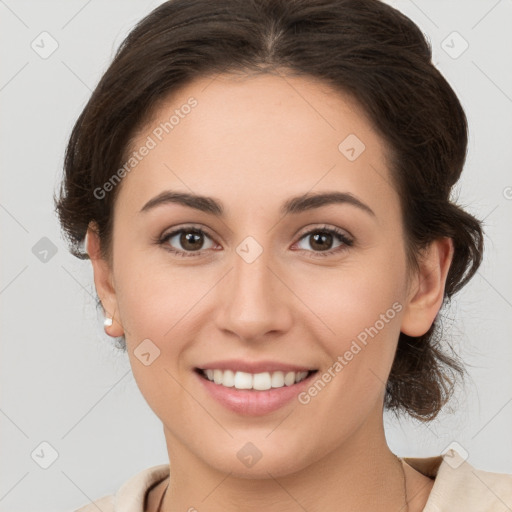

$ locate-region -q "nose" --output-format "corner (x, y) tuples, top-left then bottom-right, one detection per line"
(214, 244), (293, 342)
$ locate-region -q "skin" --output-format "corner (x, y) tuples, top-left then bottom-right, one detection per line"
(87, 71), (453, 512)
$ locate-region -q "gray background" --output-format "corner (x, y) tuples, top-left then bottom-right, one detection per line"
(1, 0), (511, 510)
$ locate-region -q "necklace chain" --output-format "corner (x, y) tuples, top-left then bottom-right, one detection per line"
(156, 455), (408, 512)
(156, 476), (168, 512)
(398, 455), (410, 512)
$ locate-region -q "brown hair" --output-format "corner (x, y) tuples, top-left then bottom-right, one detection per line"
(54, 0), (484, 421)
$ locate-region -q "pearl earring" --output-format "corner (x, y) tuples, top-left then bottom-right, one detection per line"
(104, 317), (113, 327)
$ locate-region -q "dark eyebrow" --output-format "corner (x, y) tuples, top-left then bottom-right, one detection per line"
(139, 190), (375, 218)
(282, 191), (375, 217)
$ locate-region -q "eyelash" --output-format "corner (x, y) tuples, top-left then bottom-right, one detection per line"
(155, 224), (354, 260)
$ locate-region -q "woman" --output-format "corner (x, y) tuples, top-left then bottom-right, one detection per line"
(54, 0), (512, 510)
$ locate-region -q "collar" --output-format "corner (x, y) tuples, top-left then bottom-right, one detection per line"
(114, 449), (512, 511)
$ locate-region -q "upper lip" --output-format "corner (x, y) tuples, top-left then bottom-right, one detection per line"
(196, 359), (317, 374)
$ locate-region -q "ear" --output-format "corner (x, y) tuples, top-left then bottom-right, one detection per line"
(400, 237), (454, 337)
(86, 222), (124, 338)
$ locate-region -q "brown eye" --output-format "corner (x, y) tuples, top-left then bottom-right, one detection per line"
(295, 226), (354, 257)
(160, 227), (216, 257)
(178, 230), (205, 251)
(307, 232), (335, 251)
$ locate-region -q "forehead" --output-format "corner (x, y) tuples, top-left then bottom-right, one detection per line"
(115, 72), (398, 223)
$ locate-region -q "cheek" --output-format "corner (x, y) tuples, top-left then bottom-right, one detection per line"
(113, 237), (203, 340)
(293, 243), (407, 391)
(297, 253), (405, 344)
(114, 259), (205, 419)
(114, 224), (407, 408)
(290, 266), (405, 440)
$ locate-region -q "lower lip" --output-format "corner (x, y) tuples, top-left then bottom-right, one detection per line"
(194, 370), (317, 416)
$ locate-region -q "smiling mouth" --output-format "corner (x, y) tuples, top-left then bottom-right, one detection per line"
(194, 368), (318, 391)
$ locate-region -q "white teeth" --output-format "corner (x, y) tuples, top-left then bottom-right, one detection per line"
(201, 369), (311, 390)
(284, 371), (296, 386)
(222, 369), (235, 387)
(253, 372), (272, 390)
(234, 371), (253, 389)
(271, 371), (285, 388)
(213, 369), (223, 385)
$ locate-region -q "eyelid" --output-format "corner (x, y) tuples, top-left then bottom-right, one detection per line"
(292, 225), (354, 257)
(159, 223), (216, 241)
(294, 223), (353, 241)
(157, 224), (218, 249)
(157, 223), (354, 257)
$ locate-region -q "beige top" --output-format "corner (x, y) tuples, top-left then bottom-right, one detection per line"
(74, 449), (512, 511)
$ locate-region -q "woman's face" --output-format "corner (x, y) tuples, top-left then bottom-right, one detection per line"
(90, 72), (439, 477)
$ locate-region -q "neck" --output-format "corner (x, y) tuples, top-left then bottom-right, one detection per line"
(160, 409), (408, 512)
